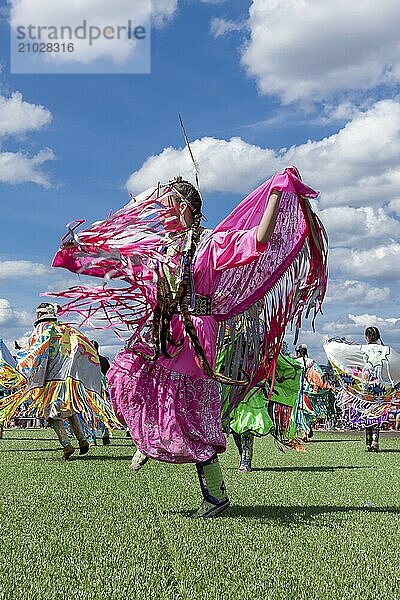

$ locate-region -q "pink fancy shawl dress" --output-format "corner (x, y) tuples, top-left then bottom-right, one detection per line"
(52, 168), (328, 463)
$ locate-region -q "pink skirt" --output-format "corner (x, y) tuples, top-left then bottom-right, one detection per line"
(107, 351), (226, 463)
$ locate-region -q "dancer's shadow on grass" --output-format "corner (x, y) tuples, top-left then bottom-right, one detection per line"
(172, 503), (400, 521)
(223, 503), (400, 522)
(1, 449), (134, 461)
(98, 442), (134, 448)
(0, 447), (59, 453)
(377, 449), (400, 453)
(0, 437), (57, 442)
(78, 454), (134, 462)
(33, 453), (134, 461)
(308, 439), (360, 443)
(249, 465), (367, 473)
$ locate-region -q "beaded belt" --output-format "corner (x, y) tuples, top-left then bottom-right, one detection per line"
(192, 295), (212, 316)
(174, 295), (212, 316)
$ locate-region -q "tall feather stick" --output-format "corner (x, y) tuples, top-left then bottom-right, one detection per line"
(179, 114), (203, 195)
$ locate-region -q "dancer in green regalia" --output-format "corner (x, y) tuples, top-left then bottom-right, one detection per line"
(220, 347), (304, 472)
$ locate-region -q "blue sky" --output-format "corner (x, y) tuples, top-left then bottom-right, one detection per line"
(0, 0), (399, 361)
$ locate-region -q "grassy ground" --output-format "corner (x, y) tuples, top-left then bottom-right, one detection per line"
(0, 429), (399, 600)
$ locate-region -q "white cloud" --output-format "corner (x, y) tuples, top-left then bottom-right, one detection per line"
(10, 0), (177, 65)
(210, 17), (244, 38)
(78, 327), (125, 360)
(126, 99), (400, 208)
(284, 100), (400, 208)
(0, 260), (49, 280)
(388, 197), (400, 216)
(321, 101), (367, 124)
(0, 148), (55, 187)
(326, 280), (390, 306)
(241, 0), (400, 103)
(319, 320), (358, 337)
(348, 313), (400, 328)
(0, 298), (31, 328)
(126, 136), (280, 194)
(43, 274), (102, 293)
(0, 91), (55, 187)
(150, 0), (178, 27)
(0, 91), (52, 139)
(319, 206), (399, 248)
(285, 329), (328, 364)
(331, 244), (400, 281)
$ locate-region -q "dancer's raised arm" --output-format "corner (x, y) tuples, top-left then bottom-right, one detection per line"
(256, 190), (282, 244)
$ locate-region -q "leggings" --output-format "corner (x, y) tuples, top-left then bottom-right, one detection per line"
(48, 415), (86, 448)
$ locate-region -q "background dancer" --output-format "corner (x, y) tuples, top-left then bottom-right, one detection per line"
(52, 167), (327, 517)
(324, 326), (400, 452)
(92, 340), (111, 446)
(364, 327), (384, 451)
(295, 344), (328, 440)
(220, 342), (304, 472)
(0, 303), (118, 459)
(92, 340), (111, 376)
(77, 340), (113, 447)
(0, 338), (22, 439)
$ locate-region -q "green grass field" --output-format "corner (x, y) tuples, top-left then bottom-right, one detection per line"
(0, 429), (399, 600)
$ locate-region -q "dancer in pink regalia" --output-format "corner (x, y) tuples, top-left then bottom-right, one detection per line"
(52, 166), (327, 517)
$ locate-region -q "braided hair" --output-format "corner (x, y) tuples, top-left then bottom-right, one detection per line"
(136, 178), (246, 386)
(365, 326), (382, 344)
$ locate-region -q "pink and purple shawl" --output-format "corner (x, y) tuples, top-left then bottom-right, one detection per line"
(51, 168), (328, 410)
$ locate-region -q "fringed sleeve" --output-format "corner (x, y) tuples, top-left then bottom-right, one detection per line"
(209, 168), (328, 418)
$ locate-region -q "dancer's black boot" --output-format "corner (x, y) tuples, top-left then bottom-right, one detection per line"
(194, 454), (230, 518)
